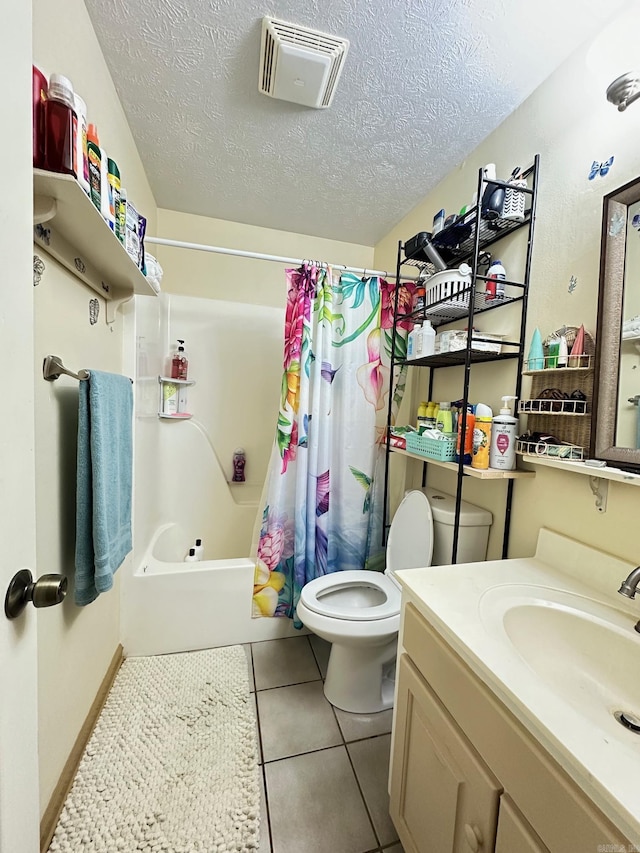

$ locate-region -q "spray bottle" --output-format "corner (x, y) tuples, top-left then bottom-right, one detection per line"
(489, 396), (518, 470)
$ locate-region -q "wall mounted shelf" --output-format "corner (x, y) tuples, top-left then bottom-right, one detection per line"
(158, 413), (193, 420)
(519, 454), (640, 485)
(33, 169), (156, 321)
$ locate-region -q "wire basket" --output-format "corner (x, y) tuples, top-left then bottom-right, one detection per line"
(516, 438), (584, 460)
(406, 432), (457, 461)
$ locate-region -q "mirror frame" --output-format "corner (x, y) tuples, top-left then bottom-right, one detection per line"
(593, 176), (640, 470)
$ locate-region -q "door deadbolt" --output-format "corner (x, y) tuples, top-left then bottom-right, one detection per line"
(5, 569), (68, 619)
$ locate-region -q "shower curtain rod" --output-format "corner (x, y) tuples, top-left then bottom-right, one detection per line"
(145, 235), (420, 281)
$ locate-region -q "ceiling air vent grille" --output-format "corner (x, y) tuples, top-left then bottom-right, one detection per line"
(259, 17), (349, 109)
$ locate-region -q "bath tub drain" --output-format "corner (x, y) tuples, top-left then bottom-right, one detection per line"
(614, 710), (640, 733)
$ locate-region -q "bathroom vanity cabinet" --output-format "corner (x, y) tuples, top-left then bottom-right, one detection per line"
(389, 602), (630, 853)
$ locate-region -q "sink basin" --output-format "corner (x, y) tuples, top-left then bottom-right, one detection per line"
(479, 585), (640, 736)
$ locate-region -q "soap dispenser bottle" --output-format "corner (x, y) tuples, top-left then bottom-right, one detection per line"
(171, 339), (188, 380)
(489, 396), (518, 470)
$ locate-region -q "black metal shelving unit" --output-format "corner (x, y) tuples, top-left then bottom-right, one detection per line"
(382, 155), (540, 562)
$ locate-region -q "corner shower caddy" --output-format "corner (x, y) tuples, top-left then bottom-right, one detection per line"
(158, 376), (196, 419)
(382, 155), (540, 562)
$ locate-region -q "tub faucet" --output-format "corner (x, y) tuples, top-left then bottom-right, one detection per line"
(618, 566), (640, 599)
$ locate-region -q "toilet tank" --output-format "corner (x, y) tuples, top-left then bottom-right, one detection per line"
(421, 487), (492, 566)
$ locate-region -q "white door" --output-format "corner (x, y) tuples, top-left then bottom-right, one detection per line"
(0, 3), (40, 851)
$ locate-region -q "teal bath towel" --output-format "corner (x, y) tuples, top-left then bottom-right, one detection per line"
(75, 370), (133, 606)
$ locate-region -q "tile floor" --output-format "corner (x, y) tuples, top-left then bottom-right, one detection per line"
(244, 634), (405, 853)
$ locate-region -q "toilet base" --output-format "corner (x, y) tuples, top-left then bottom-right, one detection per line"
(323, 639), (397, 714)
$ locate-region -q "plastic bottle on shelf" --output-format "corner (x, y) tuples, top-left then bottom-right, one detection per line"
(184, 548), (198, 563)
(436, 402), (453, 433)
(107, 158), (121, 239)
(43, 73), (76, 176)
(472, 404), (493, 470)
(194, 539), (204, 560)
(99, 143), (113, 229)
(547, 335), (560, 369)
(489, 396), (518, 470)
(162, 382), (179, 415)
(527, 328), (544, 371)
(558, 334), (568, 367)
(73, 93), (90, 195)
(417, 401), (429, 431)
(86, 123), (102, 211)
(421, 320), (436, 356)
(171, 340), (188, 380)
(485, 259), (506, 302)
(407, 323), (421, 360)
(32, 66), (48, 169)
(455, 406), (476, 465)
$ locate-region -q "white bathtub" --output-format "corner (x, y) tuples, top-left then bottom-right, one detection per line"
(122, 523), (303, 656)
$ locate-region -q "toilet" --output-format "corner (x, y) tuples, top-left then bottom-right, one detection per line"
(296, 488), (492, 713)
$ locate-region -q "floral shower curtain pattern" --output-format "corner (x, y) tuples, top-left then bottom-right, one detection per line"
(253, 264), (415, 622)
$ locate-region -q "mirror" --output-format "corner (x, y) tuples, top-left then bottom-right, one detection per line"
(594, 176), (640, 469)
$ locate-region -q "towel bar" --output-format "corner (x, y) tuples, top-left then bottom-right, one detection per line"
(43, 355), (89, 382)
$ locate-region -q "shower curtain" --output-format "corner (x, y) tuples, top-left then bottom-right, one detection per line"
(252, 263), (415, 622)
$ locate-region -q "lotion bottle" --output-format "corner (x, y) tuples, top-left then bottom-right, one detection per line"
(489, 396), (518, 470)
(194, 538), (204, 561)
(184, 548), (198, 563)
(171, 340), (188, 380)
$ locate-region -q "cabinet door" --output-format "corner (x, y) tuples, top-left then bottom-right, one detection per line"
(495, 796), (550, 853)
(390, 654), (501, 853)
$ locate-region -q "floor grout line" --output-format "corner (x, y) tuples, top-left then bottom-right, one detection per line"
(250, 643), (274, 853)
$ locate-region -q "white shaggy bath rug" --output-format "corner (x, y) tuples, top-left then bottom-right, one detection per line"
(48, 645), (260, 853)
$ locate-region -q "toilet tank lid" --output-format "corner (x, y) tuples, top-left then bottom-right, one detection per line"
(420, 487), (493, 527)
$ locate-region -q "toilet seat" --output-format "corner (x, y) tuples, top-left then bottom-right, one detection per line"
(298, 490), (434, 622)
(299, 571), (400, 621)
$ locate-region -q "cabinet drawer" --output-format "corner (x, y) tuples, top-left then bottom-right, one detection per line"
(401, 602), (630, 851)
(390, 654), (500, 853)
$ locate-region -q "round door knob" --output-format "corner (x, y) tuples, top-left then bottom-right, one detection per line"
(5, 569), (68, 619)
(464, 823), (483, 852)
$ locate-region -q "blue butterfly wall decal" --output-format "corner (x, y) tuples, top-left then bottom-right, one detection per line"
(588, 156), (614, 180)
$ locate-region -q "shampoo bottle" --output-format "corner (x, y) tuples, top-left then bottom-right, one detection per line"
(194, 538), (204, 561)
(417, 401), (429, 431)
(184, 548), (198, 563)
(489, 396), (518, 470)
(472, 403), (493, 470)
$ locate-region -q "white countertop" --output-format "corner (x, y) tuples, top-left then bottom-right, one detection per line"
(395, 528), (640, 844)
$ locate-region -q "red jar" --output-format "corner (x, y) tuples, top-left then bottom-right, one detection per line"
(43, 74), (76, 176)
(32, 66), (47, 168)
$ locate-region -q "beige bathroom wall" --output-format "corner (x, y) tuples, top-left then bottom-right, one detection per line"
(154, 208), (375, 307)
(32, 0), (157, 816)
(374, 3), (640, 565)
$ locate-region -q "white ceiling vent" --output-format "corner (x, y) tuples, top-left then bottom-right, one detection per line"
(259, 17), (349, 109)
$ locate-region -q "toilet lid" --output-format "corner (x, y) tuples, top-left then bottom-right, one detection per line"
(299, 570), (401, 621)
(385, 490), (433, 574)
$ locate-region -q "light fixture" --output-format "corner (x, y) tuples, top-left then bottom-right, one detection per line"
(606, 71), (640, 111)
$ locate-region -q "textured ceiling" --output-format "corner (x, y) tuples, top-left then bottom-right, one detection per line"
(85, 0), (629, 245)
